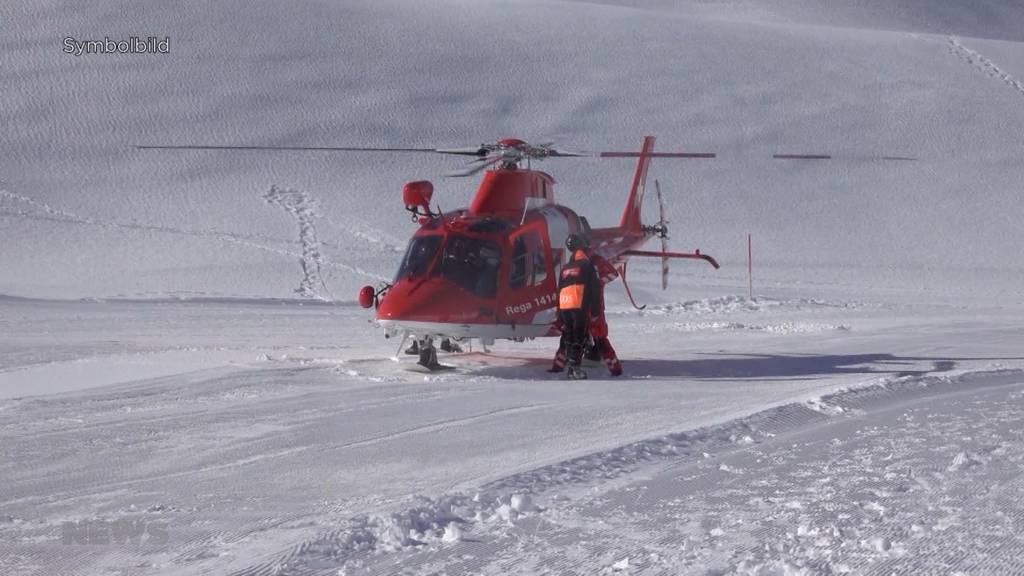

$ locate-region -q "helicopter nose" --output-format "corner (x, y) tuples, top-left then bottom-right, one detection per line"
(376, 277), (492, 323)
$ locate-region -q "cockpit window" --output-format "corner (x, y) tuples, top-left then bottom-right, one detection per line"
(468, 218), (512, 234)
(437, 235), (501, 298)
(395, 235), (442, 281)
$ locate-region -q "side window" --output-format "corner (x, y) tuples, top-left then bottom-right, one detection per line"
(510, 231), (549, 289)
(530, 238), (547, 286)
(510, 236), (528, 290)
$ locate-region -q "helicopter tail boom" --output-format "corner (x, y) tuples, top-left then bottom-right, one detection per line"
(610, 136), (717, 233)
(619, 136), (656, 232)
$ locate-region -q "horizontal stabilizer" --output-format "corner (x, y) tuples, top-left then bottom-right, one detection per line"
(622, 249), (720, 269)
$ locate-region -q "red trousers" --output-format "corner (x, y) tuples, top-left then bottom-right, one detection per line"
(551, 314), (622, 376)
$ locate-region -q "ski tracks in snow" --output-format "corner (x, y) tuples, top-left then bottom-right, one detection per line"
(0, 187), (312, 276)
(947, 37), (1024, 99)
(0, 188), (287, 255)
(0, 189), (86, 223)
(0, 186), (389, 297)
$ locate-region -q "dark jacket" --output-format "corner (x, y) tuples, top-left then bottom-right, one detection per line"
(558, 250), (600, 315)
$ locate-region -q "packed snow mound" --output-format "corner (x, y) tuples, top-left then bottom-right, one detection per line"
(3, 0), (1023, 304)
(631, 295), (869, 316)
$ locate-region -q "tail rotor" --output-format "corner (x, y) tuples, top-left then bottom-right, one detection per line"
(655, 180), (670, 290)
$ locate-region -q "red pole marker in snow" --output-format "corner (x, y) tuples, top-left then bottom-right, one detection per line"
(748, 233), (753, 301)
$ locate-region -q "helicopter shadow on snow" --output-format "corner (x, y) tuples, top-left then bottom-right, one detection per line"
(624, 353), (969, 382)
(468, 352), (1023, 382)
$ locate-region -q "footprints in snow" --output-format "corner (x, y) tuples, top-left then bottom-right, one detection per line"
(947, 37), (1024, 99)
(263, 186), (329, 299)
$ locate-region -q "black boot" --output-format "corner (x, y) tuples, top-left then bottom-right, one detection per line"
(567, 365), (588, 380)
(440, 338), (462, 353)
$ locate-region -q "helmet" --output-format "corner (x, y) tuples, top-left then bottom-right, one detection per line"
(565, 234), (588, 252)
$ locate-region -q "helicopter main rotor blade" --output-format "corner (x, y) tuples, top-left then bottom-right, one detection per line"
(134, 144), (489, 156)
(772, 153), (918, 161)
(545, 149), (592, 157)
(433, 146), (492, 156)
(600, 151), (717, 158)
(444, 155), (504, 177)
(134, 143), (916, 162)
(136, 144), (434, 152)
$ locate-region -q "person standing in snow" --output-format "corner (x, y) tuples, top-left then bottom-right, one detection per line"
(550, 244), (623, 377)
(585, 251), (623, 376)
(550, 234), (601, 380)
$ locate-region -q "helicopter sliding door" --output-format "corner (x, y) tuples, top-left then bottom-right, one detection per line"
(500, 221), (557, 328)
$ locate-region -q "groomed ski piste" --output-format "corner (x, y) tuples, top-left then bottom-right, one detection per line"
(3, 1), (1024, 575)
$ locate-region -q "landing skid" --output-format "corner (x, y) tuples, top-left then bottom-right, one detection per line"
(408, 336), (455, 372)
(405, 338), (462, 355)
(618, 261), (647, 311)
(403, 363), (457, 374)
(392, 333), (479, 372)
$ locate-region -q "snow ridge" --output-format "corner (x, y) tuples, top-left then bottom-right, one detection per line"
(629, 296), (870, 317)
(667, 321), (851, 334)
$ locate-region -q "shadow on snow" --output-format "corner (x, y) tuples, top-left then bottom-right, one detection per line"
(467, 352), (1024, 382)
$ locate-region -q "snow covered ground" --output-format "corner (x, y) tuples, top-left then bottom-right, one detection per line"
(2, 296), (1022, 574)
(3, 0), (1024, 574)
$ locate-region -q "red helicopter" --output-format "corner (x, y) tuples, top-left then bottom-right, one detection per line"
(138, 135), (912, 370)
(351, 136), (720, 369)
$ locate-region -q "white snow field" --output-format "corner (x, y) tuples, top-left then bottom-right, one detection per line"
(2, 0), (1024, 575)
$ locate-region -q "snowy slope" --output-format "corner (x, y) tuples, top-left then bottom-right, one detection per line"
(2, 0), (1023, 303)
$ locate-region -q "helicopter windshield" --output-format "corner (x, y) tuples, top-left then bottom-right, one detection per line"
(437, 235), (501, 298)
(395, 235), (442, 280)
